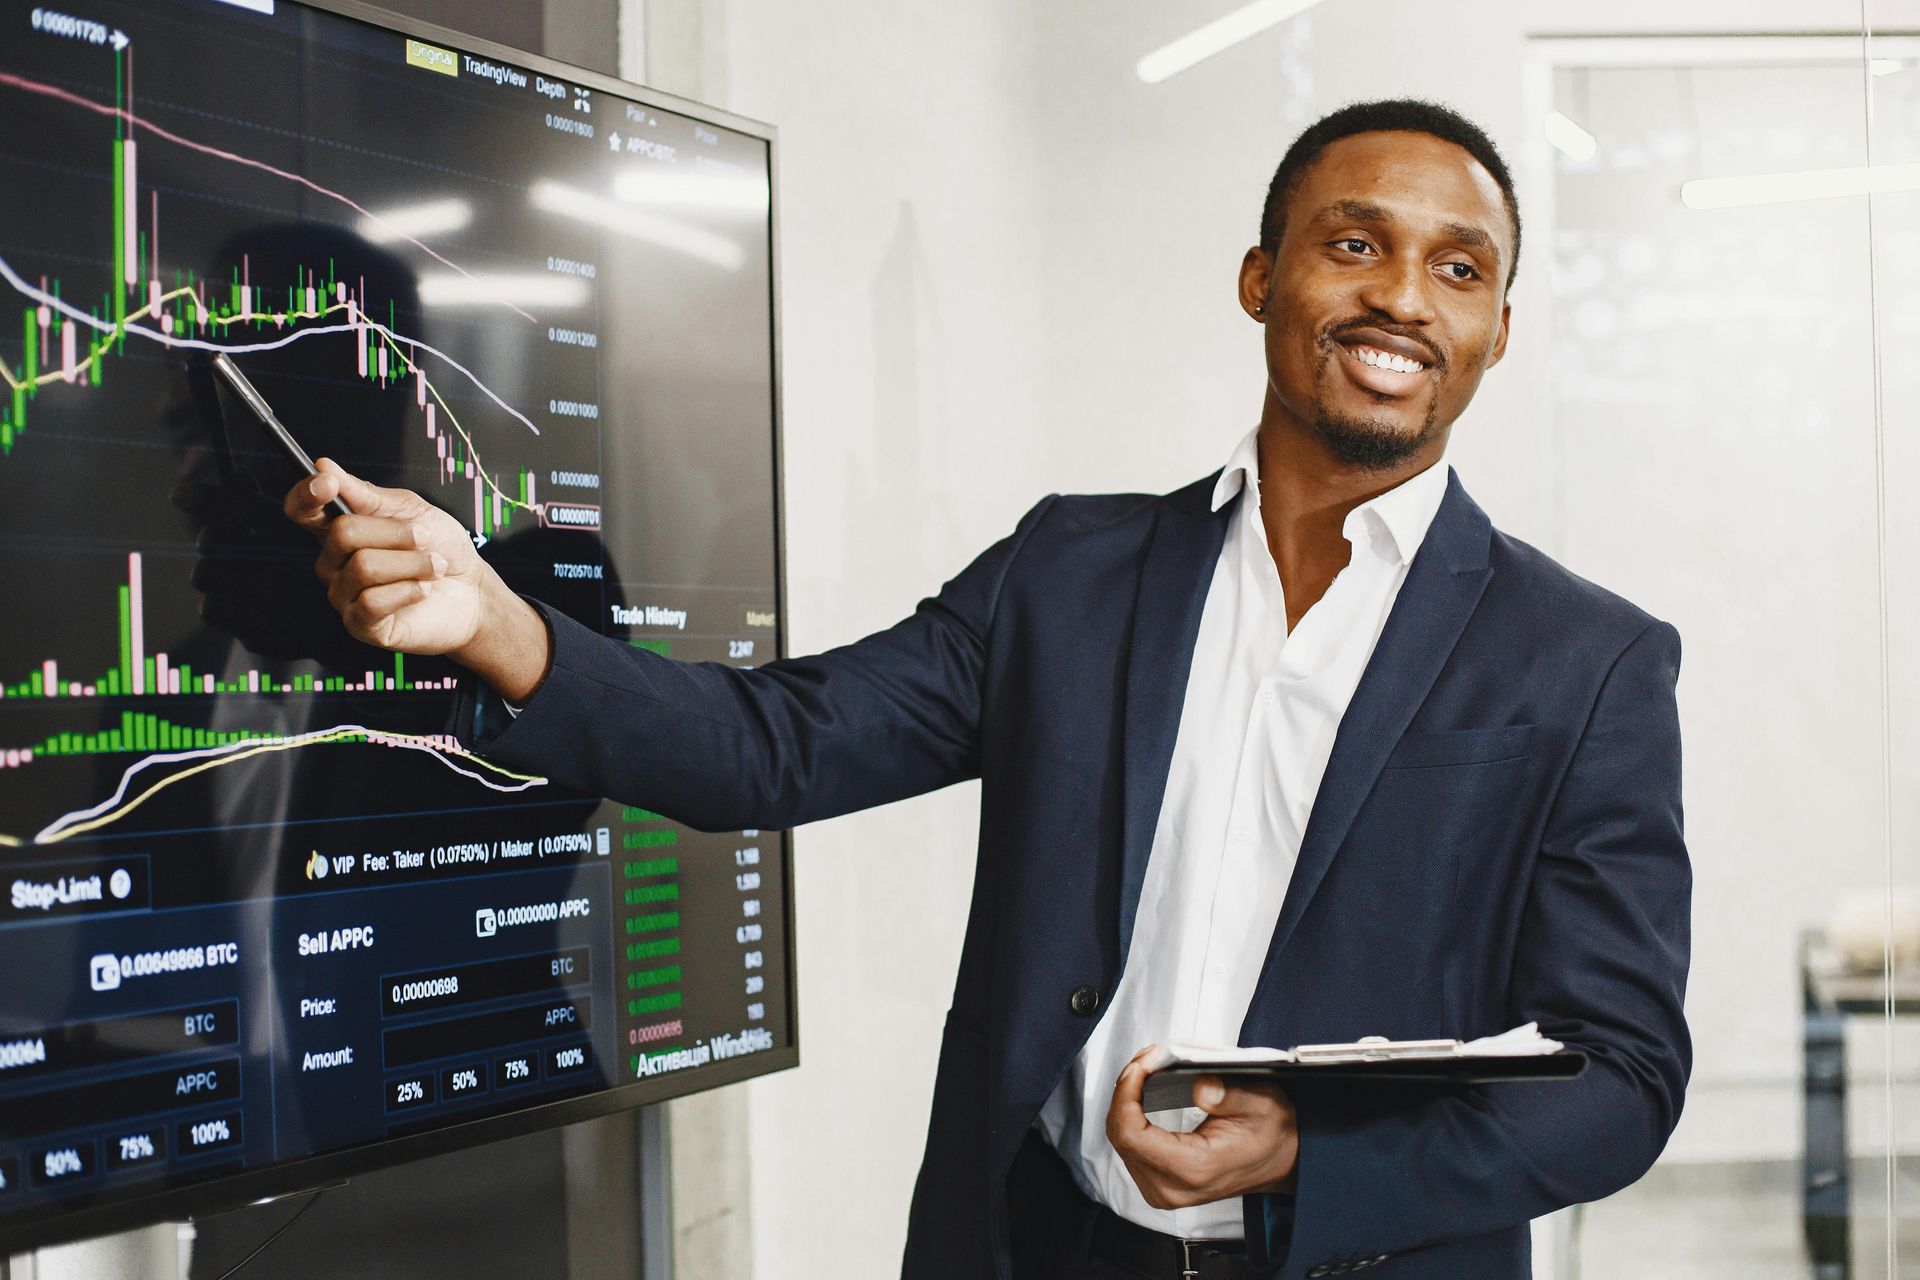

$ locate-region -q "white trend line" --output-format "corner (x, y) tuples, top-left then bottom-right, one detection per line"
(31, 723), (547, 845)
(0, 252), (541, 437)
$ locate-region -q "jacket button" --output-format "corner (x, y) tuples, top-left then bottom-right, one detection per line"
(1069, 985), (1100, 1017)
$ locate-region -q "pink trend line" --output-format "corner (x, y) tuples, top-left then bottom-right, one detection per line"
(0, 69), (538, 325)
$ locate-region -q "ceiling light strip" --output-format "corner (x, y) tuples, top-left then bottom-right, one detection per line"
(1681, 162), (1920, 209)
(1135, 0), (1324, 85)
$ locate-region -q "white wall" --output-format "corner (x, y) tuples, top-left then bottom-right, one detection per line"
(628, 1), (1911, 1274)
(633, 2), (1052, 1275)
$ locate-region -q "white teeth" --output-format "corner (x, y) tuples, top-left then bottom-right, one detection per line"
(1354, 345), (1424, 373)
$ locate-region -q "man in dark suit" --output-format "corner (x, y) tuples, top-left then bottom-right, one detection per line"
(287, 98), (1689, 1279)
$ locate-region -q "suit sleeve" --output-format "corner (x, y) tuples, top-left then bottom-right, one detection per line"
(1249, 619), (1692, 1277)
(456, 496), (1058, 832)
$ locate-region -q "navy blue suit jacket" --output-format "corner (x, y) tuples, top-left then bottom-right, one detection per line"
(468, 469), (1691, 1278)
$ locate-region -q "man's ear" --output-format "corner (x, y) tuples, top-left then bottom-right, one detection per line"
(1486, 300), (1511, 368)
(1238, 246), (1273, 322)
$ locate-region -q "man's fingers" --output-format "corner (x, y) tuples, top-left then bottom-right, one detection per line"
(1107, 1057), (1209, 1209)
(283, 459), (417, 535)
(325, 548), (446, 613)
(314, 515), (426, 579)
(1193, 1076), (1293, 1122)
(283, 471), (342, 533)
(342, 579), (433, 641)
(314, 457), (405, 516)
(1105, 1057), (1185, 1159)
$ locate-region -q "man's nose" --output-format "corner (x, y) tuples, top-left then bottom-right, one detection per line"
(1355, 254), (1438, 327)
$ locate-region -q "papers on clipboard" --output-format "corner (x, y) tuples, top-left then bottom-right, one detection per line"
(1139, 1022), (1585, 1112)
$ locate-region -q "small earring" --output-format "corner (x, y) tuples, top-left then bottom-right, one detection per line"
(1254, 303), (1265, 315)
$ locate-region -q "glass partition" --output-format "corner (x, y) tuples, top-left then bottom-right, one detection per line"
(1529, 29), (1915, 1277)
(1863, 13), (1920, 1280)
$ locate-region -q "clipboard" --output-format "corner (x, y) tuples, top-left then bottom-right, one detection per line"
(1139, 1024), (1588, 1112)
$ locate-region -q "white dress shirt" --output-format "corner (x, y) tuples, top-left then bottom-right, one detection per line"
(1034, 427), (1449, 1239)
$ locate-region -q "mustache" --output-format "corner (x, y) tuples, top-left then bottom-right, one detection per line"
(1322, 316), (1444, 370)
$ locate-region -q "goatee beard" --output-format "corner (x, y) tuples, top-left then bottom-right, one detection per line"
(1309, 404), (1442, 471)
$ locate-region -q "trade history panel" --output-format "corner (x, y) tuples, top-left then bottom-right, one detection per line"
(0, 0), (791, 1247)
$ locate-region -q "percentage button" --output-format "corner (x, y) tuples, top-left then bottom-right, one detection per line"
(548, 1043), (592, 1078)
(175, 1111), (242, 1157)
(105, 1125), (168, 1170)
(386, 1072), (436, 1114)
(494, 1052), (539, 1090)
(29, 1140), (95, 1186)
(439, 1062), (488, 1101)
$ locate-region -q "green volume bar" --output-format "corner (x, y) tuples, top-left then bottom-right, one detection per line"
(31, 716), (372, 757)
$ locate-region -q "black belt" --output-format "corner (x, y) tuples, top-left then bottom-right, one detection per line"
(1088, 1205), (1256, 1280)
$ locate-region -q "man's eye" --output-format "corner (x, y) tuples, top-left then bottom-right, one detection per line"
(1334, 238), (1371, 254)
(1443, 262), (1479, 281)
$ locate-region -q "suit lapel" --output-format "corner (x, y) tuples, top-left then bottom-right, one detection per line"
(1117, 482), (1231, 966)
(1245, 471), (1495, 1018)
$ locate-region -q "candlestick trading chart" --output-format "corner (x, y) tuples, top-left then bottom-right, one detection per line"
(0, 0), (790, 1248)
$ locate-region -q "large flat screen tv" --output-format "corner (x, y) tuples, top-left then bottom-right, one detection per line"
(0, 0), (792, 1250)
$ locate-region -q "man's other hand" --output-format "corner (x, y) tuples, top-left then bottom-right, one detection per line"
(284, 459), (550, 702)
(1105, 1045), (1300, 1209)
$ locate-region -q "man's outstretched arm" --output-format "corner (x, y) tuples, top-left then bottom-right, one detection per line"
(285, 460), (1054, 832)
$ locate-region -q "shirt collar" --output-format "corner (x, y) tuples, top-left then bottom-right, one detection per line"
(1209, 427), (1449, 567)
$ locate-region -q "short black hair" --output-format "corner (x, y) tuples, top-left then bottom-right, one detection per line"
(1259, 98), (1521, 293)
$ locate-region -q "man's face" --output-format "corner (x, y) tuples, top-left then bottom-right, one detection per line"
(1242, 130), (1513, 471)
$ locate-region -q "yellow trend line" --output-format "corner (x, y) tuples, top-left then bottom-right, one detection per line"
(25, 727), (545, 845)
(1, 289), (536, 519)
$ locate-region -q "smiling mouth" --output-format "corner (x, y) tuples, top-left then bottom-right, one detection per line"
(1336, 340), (1433, 397)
